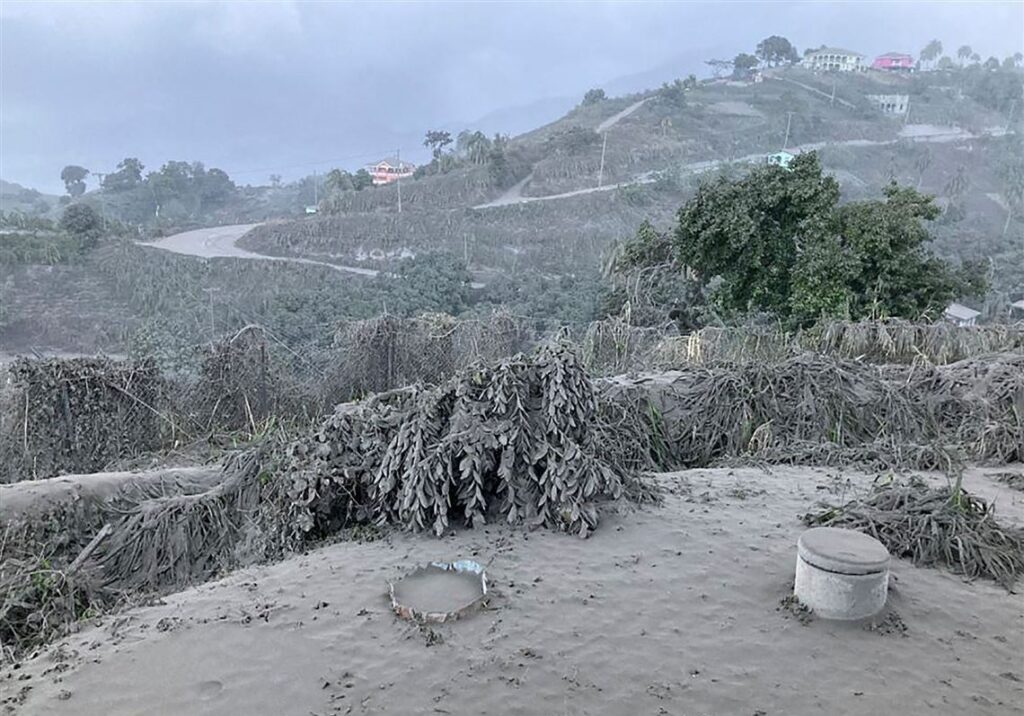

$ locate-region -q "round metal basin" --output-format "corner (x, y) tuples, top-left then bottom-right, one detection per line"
(388, 560), (488, 623)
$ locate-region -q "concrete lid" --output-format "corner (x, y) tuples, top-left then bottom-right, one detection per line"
(798, 527), (890, 575)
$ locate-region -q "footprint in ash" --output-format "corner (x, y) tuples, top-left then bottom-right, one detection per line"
(197, 680), (224, 700)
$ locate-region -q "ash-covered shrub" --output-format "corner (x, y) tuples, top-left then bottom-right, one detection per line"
(272, 341), (640, 542)
(0, 357), (165, 482)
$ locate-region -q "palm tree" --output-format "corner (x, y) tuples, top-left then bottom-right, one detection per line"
(920, 39), (943, 69)
(466, 132), (492, 165)
(921, 40), (943, 69)
(957, 45), (972, 67)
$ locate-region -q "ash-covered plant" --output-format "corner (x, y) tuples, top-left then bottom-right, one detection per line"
(804, 475), (1024, 590)
(0, 357), (166, 482)
(277, 341), (636, 540)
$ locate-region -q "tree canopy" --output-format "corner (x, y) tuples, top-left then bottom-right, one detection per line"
(424, 130), (453, 159)
(103, 157), (145, 192)
(755, 36), (799, 67)
(732, 53), (759, 78)
(60, 165), (89, 197)
(920, 39), (943, 68)
(59, 203), (104, 249)
(617, 152), (984, 327)
(582, 88), (607, 105)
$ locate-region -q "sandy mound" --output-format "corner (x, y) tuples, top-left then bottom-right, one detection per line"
(3, 466), (1022, 716)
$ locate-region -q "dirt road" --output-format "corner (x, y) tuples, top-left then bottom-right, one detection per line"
(141, 224), (379, 277)
(474, 98), (649, 209)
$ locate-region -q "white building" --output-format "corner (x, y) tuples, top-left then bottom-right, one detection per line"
(802, 48), (865, 72)
(944, 302), (981, 327)
(867, 94), (910, 115)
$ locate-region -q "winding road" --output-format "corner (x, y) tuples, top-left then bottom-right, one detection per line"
(471, 124), (999, 210)
(144, 124), (1000, 266)
(141, 224), (380, 276)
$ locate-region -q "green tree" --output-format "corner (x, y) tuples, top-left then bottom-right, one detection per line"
(423, 130), (453, 159)
(658, 79), (688, 108)
(60, 165), (89, 197)
(970, 52), (981, 64)
(704, 58), (733, 78)
(103, 157), (144, 192)
(937, 56), (955, 70)
(466, 131), (493, 164)
(665, 152), (981, 324)
(732, 53), (759, 78)
(920, 39), (943, 69)
(755, 36), (799, 67)
(59, 203), (103, 249)
(325, 168), (354, 194)
(983, 56), (1000, 70)
(957, 45), (973, 66)
(352, 168), (374, 190)
(582, 88), (607, 105)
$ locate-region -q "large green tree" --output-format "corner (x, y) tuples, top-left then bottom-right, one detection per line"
(60, 165), (89, 197)
(423, 130), (453, 159)
(732, 53), (760, 78)
(660, 152), (983, 325)
(103, 157), (145, 192)
(755, 36), (799, 67)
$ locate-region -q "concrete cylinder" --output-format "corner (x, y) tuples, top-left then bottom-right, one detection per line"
(794, 527), (890, 620)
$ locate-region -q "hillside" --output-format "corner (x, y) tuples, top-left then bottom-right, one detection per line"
(0, 179), (60, 216)
(240, 65), (1023, 292)
(3, 62), (1022, 358)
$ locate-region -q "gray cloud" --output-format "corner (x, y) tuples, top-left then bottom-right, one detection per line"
(2, 1), (1021, 192)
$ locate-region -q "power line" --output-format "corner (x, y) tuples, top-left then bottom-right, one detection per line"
(222, 147), (418, 178)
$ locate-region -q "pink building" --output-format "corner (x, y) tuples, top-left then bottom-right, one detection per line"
(367, 157), (415, 186)
(872, 52), (915, 71)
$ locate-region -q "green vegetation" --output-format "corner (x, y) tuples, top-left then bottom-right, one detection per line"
(60, 165), (89, 197)
(756, 35), (799, 66)
(616, 152), (985, 326)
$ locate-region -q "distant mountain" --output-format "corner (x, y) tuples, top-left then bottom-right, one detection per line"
(458, 95), (578, 139)
(601, 47), (723, 96)
(0, 179), (60, 214)
(451, 46), (721, 141)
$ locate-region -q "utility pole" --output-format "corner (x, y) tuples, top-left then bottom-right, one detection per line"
(203, 287), (220, 344)
(598, 131), (608, 188)
(93, 172), (108, 229)
(783, 111), (794, 149)
(396, 148), (402, 214)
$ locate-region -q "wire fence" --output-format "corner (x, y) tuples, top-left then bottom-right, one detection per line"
(3, 315), (1022, 482)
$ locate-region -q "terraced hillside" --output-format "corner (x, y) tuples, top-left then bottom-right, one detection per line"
(240, 66), (1022, 291)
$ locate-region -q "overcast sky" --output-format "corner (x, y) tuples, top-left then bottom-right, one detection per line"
(2, 1), (1022, 193)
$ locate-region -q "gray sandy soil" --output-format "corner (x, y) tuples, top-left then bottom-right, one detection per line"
(4, 466), (1023, 715)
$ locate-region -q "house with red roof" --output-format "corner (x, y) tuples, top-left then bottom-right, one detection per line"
(872, 53), (915, 71)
